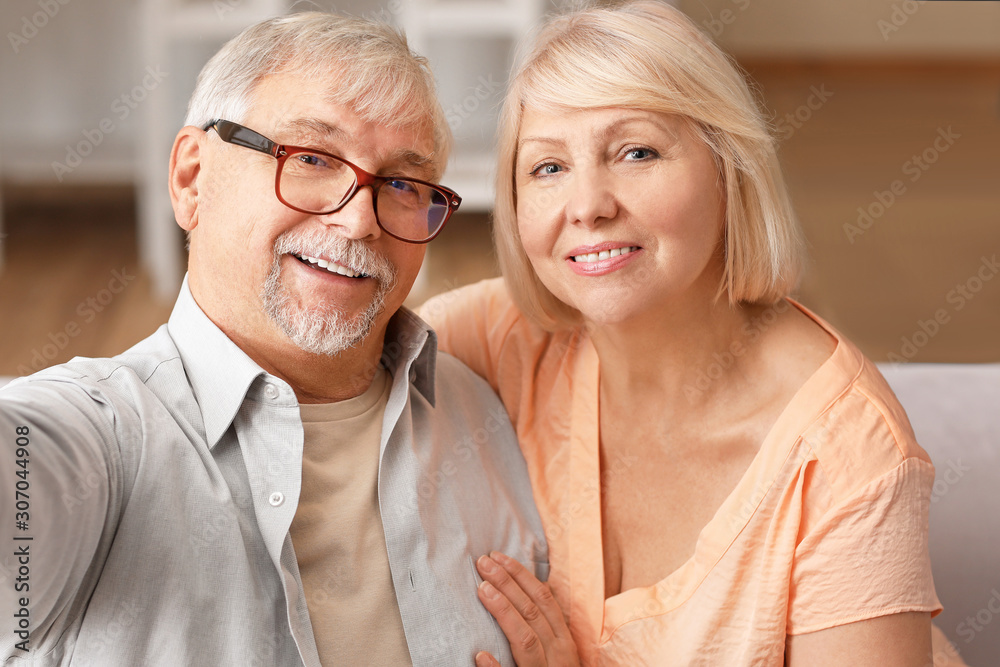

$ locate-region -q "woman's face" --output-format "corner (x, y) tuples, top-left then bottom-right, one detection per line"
(515, 107), (726, 326)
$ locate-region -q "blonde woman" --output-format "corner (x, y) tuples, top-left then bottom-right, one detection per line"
(420, 2), (953, 665)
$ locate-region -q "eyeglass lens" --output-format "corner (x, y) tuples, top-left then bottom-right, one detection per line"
(279, 150), (450, 242)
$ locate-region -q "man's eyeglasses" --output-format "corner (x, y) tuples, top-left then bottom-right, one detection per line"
(202, 119), (462, 244)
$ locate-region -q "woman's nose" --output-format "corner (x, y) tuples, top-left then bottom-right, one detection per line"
(565, 167), (619, 228)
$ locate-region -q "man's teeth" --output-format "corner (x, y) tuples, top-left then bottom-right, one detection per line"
(299, 254), (363, 278)
(571, 246), (637, 263)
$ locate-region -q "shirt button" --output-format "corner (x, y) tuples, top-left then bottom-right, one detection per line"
(268, 492), (284, 507)
(264, 384), (279, 400)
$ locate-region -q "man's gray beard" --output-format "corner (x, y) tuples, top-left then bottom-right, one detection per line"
(260, 229), (398, 356)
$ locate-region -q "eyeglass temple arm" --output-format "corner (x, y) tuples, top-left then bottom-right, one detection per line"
(202, 120), (280, 157)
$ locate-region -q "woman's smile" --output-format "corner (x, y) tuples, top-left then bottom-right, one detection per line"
(565, 244), (643, 276)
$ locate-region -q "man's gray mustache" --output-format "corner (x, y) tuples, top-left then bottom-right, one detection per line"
(273, 228), (397, 288)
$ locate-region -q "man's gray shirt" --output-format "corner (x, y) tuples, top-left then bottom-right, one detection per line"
(0, 280), (548, 666)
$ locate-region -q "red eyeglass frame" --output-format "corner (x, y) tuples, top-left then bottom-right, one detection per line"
(202, 119), (462, 244)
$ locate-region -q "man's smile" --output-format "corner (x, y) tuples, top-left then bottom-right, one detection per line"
(293, 252), (369, 279)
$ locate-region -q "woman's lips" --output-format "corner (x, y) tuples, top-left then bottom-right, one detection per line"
(566, 245), (641, 276)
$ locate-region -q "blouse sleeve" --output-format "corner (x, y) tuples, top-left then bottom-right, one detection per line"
(416, 278), (519, 393)
(786, 449), (941, 635)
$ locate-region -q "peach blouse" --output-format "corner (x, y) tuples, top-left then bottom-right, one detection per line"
(420, 278), (941, 666)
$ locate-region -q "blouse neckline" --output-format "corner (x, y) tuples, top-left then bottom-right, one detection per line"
(567, 298), (863, 642)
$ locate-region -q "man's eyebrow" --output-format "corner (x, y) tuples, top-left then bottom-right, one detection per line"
(276, 117), (348, 145)
(388, 149), (435, 178)
(276, 117), (436, 177)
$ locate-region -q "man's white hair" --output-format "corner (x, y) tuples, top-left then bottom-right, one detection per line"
(184, 11), (452, 173)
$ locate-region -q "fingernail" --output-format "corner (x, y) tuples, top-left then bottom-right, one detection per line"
(480, 580), (500, 599)
(478, 555), (497, 574)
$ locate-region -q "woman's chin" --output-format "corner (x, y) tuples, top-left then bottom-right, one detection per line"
(572, 300), (643, 330)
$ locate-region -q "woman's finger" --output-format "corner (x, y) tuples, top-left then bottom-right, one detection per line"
(475, 650), (501, 667)
(477, 555), (557, 645)
(489, 551), (573, 642)
(477, 579), (548, 666)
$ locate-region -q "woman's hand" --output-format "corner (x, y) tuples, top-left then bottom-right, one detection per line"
(474, 551), (581, 667)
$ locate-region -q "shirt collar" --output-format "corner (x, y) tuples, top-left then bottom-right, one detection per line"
(380, 306), (437, 407)
(167, 276), (438, 448)
(167, 277), (266, 449)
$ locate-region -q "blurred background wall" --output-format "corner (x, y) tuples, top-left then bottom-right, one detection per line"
(0, 0), (998, 377)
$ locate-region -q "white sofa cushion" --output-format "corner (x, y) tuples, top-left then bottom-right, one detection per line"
(880, 363), (1000, 667)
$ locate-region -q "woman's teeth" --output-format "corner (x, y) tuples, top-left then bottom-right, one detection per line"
(298, 254), (363, 278)
(571, 246), (637, 263)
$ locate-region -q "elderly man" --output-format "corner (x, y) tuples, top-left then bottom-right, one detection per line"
(0, 13), (545, 666)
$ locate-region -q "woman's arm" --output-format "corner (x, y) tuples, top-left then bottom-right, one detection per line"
(786, 612), (932, 667)
(417, 278), (516, 390)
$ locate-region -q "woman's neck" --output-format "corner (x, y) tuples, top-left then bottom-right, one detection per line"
(589, 288), (759, 413)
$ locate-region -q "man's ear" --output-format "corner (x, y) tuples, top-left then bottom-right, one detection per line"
(169, 126), (204, 232)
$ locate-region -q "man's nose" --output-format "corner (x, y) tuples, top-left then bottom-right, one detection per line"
(319, 185), (382, 240)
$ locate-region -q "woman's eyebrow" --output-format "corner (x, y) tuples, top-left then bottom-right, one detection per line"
(518, 136), (565, 150)
(518, 116), (680, 151)
(596, 115), (680, 143)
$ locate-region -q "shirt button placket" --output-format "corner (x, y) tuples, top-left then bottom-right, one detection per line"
(262, 381), (289, 515)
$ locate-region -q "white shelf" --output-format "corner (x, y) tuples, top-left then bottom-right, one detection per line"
(400, 0), (544, 214)
(136, 0), (288, 300)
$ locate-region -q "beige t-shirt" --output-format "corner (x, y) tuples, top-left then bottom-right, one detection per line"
(289, 367), (411, 666)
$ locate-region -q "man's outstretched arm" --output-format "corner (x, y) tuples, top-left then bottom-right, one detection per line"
(0, 377), (122, 659)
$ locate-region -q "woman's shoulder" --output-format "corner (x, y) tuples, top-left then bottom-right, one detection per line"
(422, 277), (578, 347)
(417, 277), (580, 391)
(418, 276), (513, 326)
(772, 299), (933, 500)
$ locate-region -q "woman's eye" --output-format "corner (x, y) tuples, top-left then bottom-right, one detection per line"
(624, 147), (656, 161)
(532, 163), (562, 176)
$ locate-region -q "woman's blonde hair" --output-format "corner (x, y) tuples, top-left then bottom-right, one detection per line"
(495, 0), (803, 330)
(185, 11), (451, 173)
